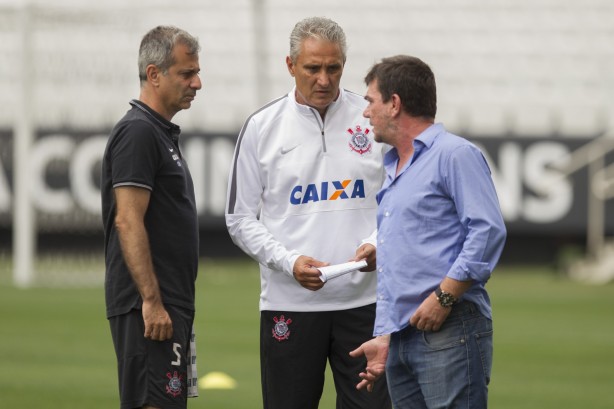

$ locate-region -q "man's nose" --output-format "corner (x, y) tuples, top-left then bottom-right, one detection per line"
(192, 75), (202, 90)
(316, 71), (330, 87)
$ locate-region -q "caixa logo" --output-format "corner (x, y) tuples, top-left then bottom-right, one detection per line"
(290, 179), (365, 205)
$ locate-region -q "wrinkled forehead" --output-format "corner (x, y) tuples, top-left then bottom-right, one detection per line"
(296, 37), (344, 64)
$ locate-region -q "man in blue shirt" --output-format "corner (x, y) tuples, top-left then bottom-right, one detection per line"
(350, 55), (506, 408)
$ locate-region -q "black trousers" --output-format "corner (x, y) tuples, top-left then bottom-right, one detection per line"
(260, 304), (391, 409)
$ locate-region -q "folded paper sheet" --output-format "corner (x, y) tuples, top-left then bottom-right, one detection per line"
(317, 260), (368, 282)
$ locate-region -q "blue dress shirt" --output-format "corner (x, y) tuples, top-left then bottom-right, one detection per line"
(374, 123), (506, 336)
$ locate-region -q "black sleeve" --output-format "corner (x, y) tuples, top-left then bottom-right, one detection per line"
(109, 119), (160, 190)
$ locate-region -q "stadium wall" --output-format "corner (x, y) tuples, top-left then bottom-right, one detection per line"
(0, 0), (613, 264)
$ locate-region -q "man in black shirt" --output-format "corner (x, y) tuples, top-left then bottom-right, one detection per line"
(101, 25), (201, 409)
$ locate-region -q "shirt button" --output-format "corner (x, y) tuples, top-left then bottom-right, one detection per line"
(384, 211), (390, 217)
(379, 239), (384, 244)
(378, 268), (383, 273)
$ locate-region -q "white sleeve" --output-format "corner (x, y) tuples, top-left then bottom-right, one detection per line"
(360, 229), (378, 248)
(225, 119), (300, 276)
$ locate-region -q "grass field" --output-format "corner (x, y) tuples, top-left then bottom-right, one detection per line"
(1, 259), (613, 408)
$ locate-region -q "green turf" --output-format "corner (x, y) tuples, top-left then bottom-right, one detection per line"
(0, 259), (613, 408)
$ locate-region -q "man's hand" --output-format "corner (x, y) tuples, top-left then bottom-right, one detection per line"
(410, 279), (472, 332)
(352, 243), (376, 272)
(409, 293), (451, 332)
(142, 300), (173, 341)
(349, 335), (390, 392)
(293, 255), (328, 291)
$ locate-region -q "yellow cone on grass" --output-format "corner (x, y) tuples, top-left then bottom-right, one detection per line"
(199, 371), (237, 390)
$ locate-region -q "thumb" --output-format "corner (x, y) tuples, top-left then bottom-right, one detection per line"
(353, 248), (366, 260)
(349, 344), (364, 358)
(309, 258), (329, 268)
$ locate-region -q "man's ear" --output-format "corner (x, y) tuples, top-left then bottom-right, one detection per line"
(146, 64), (161, 86)
(286, 56), (295, 77)
(390, 94), (402, 117)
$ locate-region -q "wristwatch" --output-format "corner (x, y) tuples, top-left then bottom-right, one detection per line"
(435, 286), (457, 308)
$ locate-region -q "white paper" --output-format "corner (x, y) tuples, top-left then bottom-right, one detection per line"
(317, 260), (368, 282)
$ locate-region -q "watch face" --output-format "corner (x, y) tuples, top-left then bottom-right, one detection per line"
(438, 292), (456, 307)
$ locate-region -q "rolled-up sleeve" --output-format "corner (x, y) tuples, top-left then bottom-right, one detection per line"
(445, 145), (507, 283)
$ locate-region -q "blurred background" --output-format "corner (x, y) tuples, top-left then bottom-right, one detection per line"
(1, 1), (613, 408)
(0, 0), (613, 286)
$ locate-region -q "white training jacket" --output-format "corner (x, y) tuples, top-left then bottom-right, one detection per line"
(225, 87), (385, 312)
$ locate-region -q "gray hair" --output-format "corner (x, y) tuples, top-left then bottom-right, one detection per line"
(289, 17), (347, 63)
(138, 25), (200, 84)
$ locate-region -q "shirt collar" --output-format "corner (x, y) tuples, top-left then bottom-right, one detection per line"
(130, 99), (181, 141)
(290, 86), (344, 118)
(415, 122), (444, 149)
(383, 122), (445, 173)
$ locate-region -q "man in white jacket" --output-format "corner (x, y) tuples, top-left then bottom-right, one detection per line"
(225, 17), (390, 409)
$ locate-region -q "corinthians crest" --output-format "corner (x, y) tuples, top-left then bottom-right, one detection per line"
(347, 125), (372, 155)
(272, 315), (292, 341)
(165, 370), (185, 397)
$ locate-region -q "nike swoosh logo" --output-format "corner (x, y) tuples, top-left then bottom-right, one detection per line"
(281, 145), (300, 155)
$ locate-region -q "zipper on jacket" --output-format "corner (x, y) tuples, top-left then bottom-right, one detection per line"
(309, 108), (326, 153)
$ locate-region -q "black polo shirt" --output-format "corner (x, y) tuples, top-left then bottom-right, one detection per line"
(101, 100), (199, 318)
